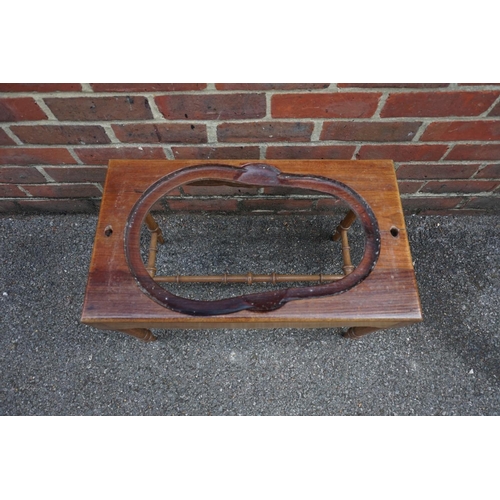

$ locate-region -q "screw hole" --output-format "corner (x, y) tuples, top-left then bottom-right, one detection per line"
(104, 225), (113, 237)
(390, 226), (399, 238)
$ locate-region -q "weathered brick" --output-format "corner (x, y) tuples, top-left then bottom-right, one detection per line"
(0, 148), (77, 165)
(112, 123), (207, 143)
(217, 122), (313, 143)
(338, 83), (450, 88)
(475, 164), (500, 179)
(156, 94), (266, 120)
(396, 163), (479, 179)
(74, 147), (165, 165)
(445, 144), (500, 161)
(421, 120), (500, 141)
(44, 96), (153, 121)
(215, 83), (330, 90)
(0, 129), (16, 145)
(357, 144), (447, 162)
(381, 91), (500, 117)
(90, 83), (207, 92)
(463, 196), (500, 210)
(0, 83), (81, 92)
(0, 200), (19, 213)
(420, 180), (499, 194)
(182, 182), (258, 196)
(272, 93), (381, 118)
(266, 145), (355, 159)
(398, 181), (424, 194)
(172, 146), (260, 160)
(241, 198), (314, 212)
(43, 166), (107, 183)
(16, 199), (97, 213)
(22, 183), (102, 198)
(487, 101), (500, 116)
(321, 121), (422, 142)
(0, 184), (26, 197)
(401, 197), (463, 210)
(0, 98), (47, 122)
(11, 125), (111, 145)
(167, 199), (238, 212)
(0, 166), (46, 183)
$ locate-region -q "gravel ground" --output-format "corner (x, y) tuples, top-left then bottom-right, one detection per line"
(0, 213), (499, 415)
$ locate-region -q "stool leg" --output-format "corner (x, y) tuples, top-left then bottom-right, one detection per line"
(342, 326), (380, 339)
(117, 328), (158, 342)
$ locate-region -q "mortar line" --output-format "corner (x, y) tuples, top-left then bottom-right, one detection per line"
(206, 122), (218, 143)
(17, 185), (33, 197)
(480, 93), (500, 117)
(352, 145), (361, 159)
(260, 145), (267, 159)
(265, 93), (272, 119)
(146, 95), (164, 120)
(310, 121), (323, 142)
(205, 83), (216, 90)
(371, 93), (389, 119)
(3, 85), (500, 99)
(34, 97), (57, 121)
(66, 147), (83, 165)
(35, 166), (56, 183)
(412, 121), (430, 142)
(163, 146), (174, 160)
(440, 142), (456, 161)
(2, 126), (23, 145)
(80, 84), (93, 92)
(101, 124), (120, 144)
(471, 162), (489, 178)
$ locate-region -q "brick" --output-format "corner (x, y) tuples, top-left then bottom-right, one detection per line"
(74, 147), (165, 165)
(463, 196), (500, 210)
(217, 122), (313, 143)
(0, 148), (77, 165)
(487, 101), (500, 116)
(420, 180), (499, 194)
(338, 83), (450, 88)
(112, 123), (207, 144)
(16, 198), (97, 213)
(398, 181), (424, 194)
(381, 91), (500, 117)
(272, 93), (381, 118)
(182, 182), (258, 196)
(315, 198), (348, 211)
(445, 144), (500, 161)
(167, 199), (238, 212)
(0, 166), (46, 183)
(266, 145), (355, 159)
(396, 163), (479, 180)
(90, 83), (207, 92)
(215, 83), (330, 90)
(0, 200), (19, 213)
(261, 187), (325, 196)
(321, 121), (422, 142)
(241, 198), (314, 212)
(357, 144), (447, 162)
(11, 125), (111, 145)
(0, 98), (47, 122)
(475, 164), (500, 179)
(22, 183), (102, 198)
(421, 120), (500, 141)
(44, 96), (153, 121)
(156, 94), (266, 120)
(401, 197), (463, 210)
(0, 184), (26, 197)
(172, 146), (260, 160)
(43, 166), (107, 183)
(0, 129), (16, 145)
(0, 83), (81, 92)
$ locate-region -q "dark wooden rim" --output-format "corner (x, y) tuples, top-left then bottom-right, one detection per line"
(125, 163), (381, 316)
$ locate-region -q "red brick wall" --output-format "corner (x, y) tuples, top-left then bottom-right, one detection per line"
(1, 83), (499, 214)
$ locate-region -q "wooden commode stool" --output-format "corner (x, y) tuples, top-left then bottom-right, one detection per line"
(81, 159), (422, 341)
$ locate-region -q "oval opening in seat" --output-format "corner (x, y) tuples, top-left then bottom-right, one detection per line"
(126, 163), (381, 316)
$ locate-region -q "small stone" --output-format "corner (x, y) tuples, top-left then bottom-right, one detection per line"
(2, 292), (7, 297)
(468, 369), (474, 375)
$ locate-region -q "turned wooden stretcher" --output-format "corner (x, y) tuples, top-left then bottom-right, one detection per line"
(81, 159), (422, 342)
